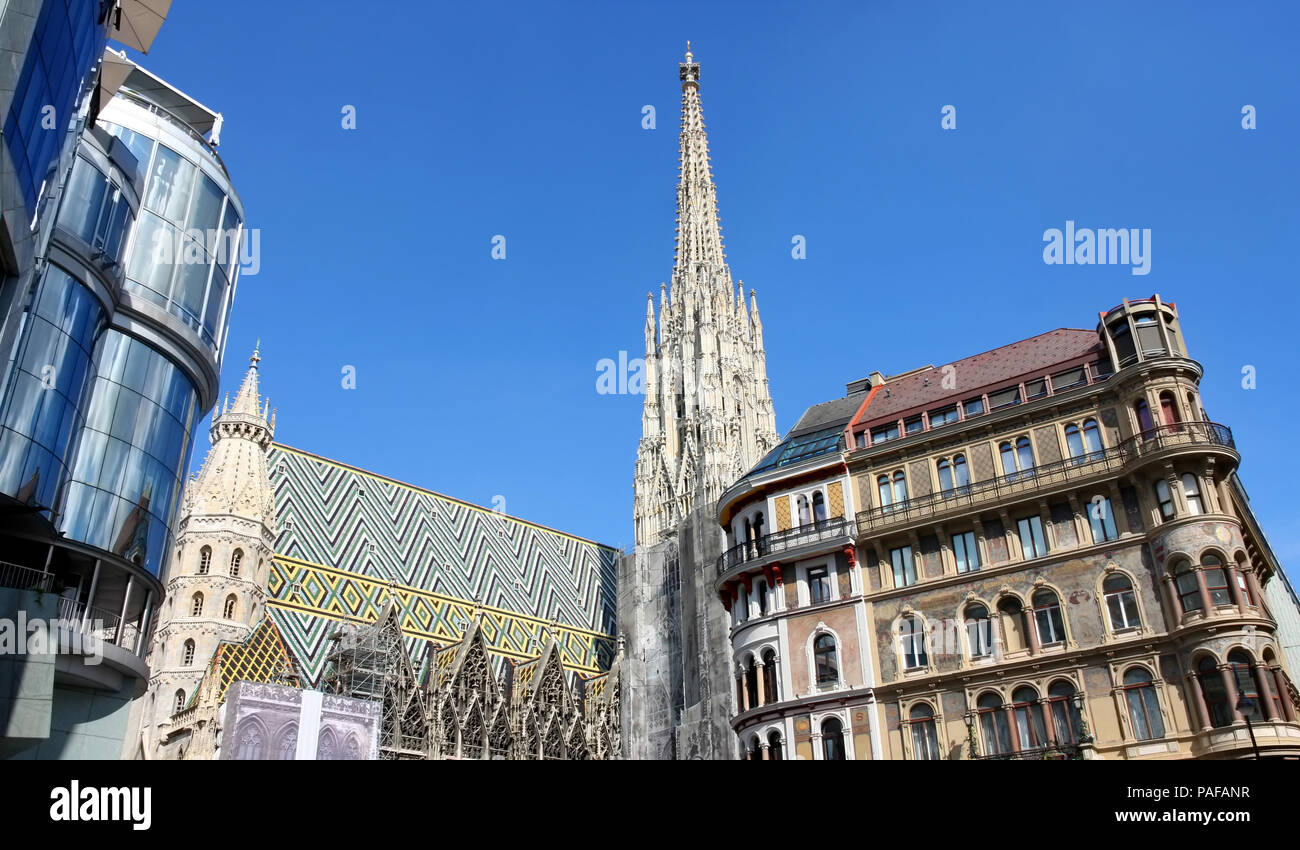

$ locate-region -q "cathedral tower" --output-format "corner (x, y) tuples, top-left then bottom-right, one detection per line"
(131, 347), (278, 757)
(633, 43), (778, 547)
(621, 46), (778, 760)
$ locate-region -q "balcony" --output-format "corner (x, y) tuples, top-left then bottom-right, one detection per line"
(974, 742), (1085, 760)
(716, 516), (855, 583)
(0, 560), (55, 593)
(855, 421), (1235, 539)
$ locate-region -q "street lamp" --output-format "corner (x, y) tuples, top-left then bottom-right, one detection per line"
(1236, 696), (1261, 759)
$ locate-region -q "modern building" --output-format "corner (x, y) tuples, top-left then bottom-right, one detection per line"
(130, 352), (622, 759)
(717, 296), (1300, 759)
(621, 45), (779, 760)
(0, 42), (242, 758)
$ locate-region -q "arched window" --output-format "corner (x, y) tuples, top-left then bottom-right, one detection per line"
(909, 703), (940, 760)
(1065, 424), (1085, 462)
(1082, 419), (1103, 458)
(821, 717), (846, 761)
(198, 546), (211, 575)
(1197, 657), (1231, 728)
(877, 474), (893, 512)
(1181, 474), (1203, 515)
(1264, 649), (1287, 721)
(173, 689), (186, 714)
(762, 649), (778, 704)
(937, 458), (951, 491)
(1103, 574), (1140, 631)
(746, 736), (762, 761)
(230, 549), (243, 577)
(1173, 560), (1200, 612)
(1134, 399), (1155, 436)
(812, 491), (827, 523)
(1012, 686), (1047, 750)
(756, 579), (768, 616)
(893, 471), (908, 505)
(235, 723), (264, 759)
(1046, 681), (1082, 744)
(796, 495), (810, 527)
(998, 598), (1028, 652)
(1153, 479), (1175, 521)
(190, 592), (203, 617)
(767, 730), (784, 760)
(1000, 437), (1035, 480)
(223, 595), (237, 619)
(752, 512), (766, 554)
(964, 603), (993, 658)
(813, 634), (839, 686)
(277, 727), (297, 761)
(745, 656), (759, 708)
(976, 693), (1012, 756)
(1202, 554), (1231, 607)
(1159, 391), (1181, 428)
(899, 615), (928, 669)
(1227, 650), (1256, 705)
(182, 639), (195, 666)
(952, 455), (969, 491)
(1235, 555), (1254, 606)
(1122, 668), (1165, 740)
(1032, 589), (1065, 645)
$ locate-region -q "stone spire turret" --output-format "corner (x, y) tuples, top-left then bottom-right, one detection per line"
(632, 46), (779, 546)
(134, 345), (279, 757)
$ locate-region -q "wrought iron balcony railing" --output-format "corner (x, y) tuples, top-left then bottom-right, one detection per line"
(974, 742), (1084, 760)
(854, 421), (1235, 538)
(717, 516), (854, 578)
(0, 560), (54, 593)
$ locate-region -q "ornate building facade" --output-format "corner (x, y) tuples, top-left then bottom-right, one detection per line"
(716, 296), (1300, 759)
(131, 352), (621, 759)
(620, 46), (779, 760)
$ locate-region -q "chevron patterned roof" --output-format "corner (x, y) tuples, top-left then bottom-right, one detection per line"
(264, 444), (619, 684)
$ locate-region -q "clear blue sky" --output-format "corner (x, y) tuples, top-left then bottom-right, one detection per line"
(128, 1), (1298, 572)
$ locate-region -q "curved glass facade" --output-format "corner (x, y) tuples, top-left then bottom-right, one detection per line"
(103, 120), (242, 349)
(57, 153), (134, 265)
(56, 331), (199, 575)
(0, 265), (104, 509)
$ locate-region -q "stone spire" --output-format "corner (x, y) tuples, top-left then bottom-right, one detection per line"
(632, 46), (779, 546)
(134, 345), (280, 757)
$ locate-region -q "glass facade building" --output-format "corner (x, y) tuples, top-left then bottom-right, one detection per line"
(0, 45), (241, 758)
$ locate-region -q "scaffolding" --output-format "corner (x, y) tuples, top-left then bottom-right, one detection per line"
(323, 601), (429, 759)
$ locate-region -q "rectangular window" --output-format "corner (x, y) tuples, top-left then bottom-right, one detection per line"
(1088, 497), (1119, 543)
(871, 424), (900, 445)
(962, 397), (986, 417)
(929, 405), (959, 427)
(808, 566), (831, 605)
(989, 386), (1021, 410)
(904, 415), (924, 435)
(1051, 366), (1088, 391)
(1154, 480), (1175, 521)
(1025, 378), (1048, 400)
(891, 546), (917, 588)
(953, 530), (980, 573)
(1017, 515), (1048, 559)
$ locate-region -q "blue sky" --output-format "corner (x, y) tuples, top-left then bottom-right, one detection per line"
(128, 1), (1298, 571)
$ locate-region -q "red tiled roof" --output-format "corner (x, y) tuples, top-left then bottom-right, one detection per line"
(853, 328), (1104, 429)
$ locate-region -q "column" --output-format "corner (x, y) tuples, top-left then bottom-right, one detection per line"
(755, 663), (767, 708)
(1186, 673), (1212, 732)
(1272, 668), (1297, 723)
(1219, 665), (1244, 724)
(1253, 663), (1281, 722)
(736, 676), (746, 713)
(1194, 567), (1214, 618)
(1244, 569), (1270, 618)
(1160, 575), (1183, 630)
(1004, 706), (1021, 754)
(1225, 564), (1247, 614)
(1026, 604), (1043, 656)
(1107, 482), (1132, 535)
(1038, 500), (1057, 551)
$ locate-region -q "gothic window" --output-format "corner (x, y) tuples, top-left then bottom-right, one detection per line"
(277, 726), (297, 760)
(317, 728), (337, 760)
(190, 592), (203, 617)
(182, 639), (195, 666)
(1123, 668), (1165, 740)
(813, 633), (839, 686)
(1103, 574), (1141, 631)
(344, 736), (361, 760)
(462, 703), (485, 760)
(567, 720), (589, 760)
(441, 702), (459, 758)
(235, 723), (264, 759)
(198, 546), (211, 575)
(223, 594), (237, 619)
(489, 710), (510, 760)
(543, 717), (564, 760)
(909, 703), (940, 760)
(173, 689), (186, 713)
(821, 717), (846, 760)
(230, 548), (243, 576)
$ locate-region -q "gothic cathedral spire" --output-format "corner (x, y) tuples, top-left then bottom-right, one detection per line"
(633, 45), (778, 546)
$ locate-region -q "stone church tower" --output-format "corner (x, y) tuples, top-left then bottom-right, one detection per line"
(620, 46), (778, 760)
(129, 347), (277, 757)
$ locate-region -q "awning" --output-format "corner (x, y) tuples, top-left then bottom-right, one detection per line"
(110, 0), (172, 54)
(90, 48), (136, 125)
